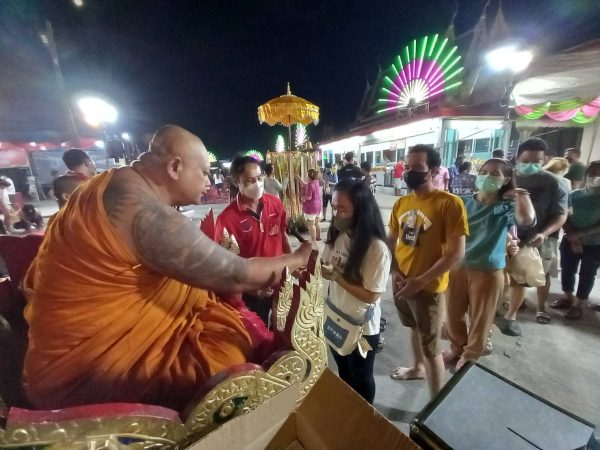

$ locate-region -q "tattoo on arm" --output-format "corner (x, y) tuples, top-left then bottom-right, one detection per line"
(103, 181), (249, 291)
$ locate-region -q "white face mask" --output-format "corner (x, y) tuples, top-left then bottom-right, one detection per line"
(586, 176), (600, 188)
(241, 180), (264, 200)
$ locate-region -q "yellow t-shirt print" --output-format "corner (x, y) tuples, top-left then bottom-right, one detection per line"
(398, 209), (433, 247)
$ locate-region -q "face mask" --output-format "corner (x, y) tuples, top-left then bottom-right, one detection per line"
(586, 176), (600, 188)
(333, 216), (353, 232)
(242, 180), (264, 200)
(476, 174), (505, 193)
(404, 170), (429, 190)
(516, 162), (542, 176)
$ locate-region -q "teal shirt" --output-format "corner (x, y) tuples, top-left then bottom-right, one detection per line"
(569, 188), (600, 246)
(461, 195), (515, 270)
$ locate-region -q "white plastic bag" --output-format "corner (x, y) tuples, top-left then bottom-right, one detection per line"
(508, 246), (546, 287)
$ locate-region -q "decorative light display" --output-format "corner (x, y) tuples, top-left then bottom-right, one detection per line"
(377, 34), (464, 114)
(295, 124), (307, 148)
(206, 151), (217, 163)
(515, 97), (600, 125)
(275, 135), (285, 152)
(243, 149), (264, 161)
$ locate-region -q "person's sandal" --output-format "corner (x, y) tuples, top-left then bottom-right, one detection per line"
(501, 320), (522, 336)
(536, 312), (552, 324)
(550, 298), (572, 310)
(565, 306), (583, 320)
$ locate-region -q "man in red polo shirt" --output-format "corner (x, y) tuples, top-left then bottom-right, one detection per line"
(215, 155), (292, 324)
(393, 159), (405, 196)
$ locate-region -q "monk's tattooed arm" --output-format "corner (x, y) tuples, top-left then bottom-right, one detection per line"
(103, 179), (301, 293)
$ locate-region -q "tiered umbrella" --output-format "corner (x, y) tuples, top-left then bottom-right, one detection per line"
(258, 83), (319, 150)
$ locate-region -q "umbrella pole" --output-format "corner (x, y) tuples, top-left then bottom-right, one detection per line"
(288, 118), (292, 150)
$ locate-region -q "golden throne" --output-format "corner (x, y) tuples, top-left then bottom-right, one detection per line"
(0, 228), (325, 449)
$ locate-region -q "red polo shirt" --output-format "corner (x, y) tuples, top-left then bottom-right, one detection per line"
(215, 193), (287, 258)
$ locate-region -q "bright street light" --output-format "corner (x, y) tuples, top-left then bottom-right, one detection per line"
(121, 132), (131, 141)
(72, 0), (84, 7)
(485, 44), (533, 74)
(77, 96), (118, 128)
(94, 140), (106, 149)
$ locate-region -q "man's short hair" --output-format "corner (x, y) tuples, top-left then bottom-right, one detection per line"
(63, 148), (90, 170)
(517, 138), (548, 157)
(565, 147), (581, 157)
(53, 174), (86, 203)
(231, 155), (260, 181)
(408, 144), (441, 170)
(492, 149), (504, 159)
(265, 163), (274, 176)
(586, 160), (600, 176)
(360, 161), (372, 171)
(344, 152), (354, 163)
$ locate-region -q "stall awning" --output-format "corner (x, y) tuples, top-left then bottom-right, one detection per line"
(512, 42), (600, 106)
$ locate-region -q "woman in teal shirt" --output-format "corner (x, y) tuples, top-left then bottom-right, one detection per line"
(445, 158), (536, 369)
(552, 161), (600, 319)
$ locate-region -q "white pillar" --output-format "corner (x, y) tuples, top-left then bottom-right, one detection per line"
(580, 120), (600, 165)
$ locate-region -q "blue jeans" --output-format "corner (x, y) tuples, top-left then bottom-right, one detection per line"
(331, 333), (379, 404)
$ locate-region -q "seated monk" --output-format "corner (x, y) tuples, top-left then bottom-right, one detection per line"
(23, 124), (312, 411)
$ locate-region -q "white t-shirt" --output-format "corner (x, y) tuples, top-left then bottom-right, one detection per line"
(323, 232), (391, 335)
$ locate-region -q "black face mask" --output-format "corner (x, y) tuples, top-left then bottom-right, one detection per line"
(404, 170), (429, 190)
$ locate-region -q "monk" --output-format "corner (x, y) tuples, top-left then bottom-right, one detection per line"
(23, 125), (312, 410)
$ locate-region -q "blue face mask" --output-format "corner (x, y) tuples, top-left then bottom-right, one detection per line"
(517, 162), (542, 176)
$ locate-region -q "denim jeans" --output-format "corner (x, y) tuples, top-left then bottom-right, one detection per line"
(331, 333), (380, 404)
(560, 237), (600, 300)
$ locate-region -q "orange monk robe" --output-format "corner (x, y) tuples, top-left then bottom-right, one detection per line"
(23, 171), (252, 411)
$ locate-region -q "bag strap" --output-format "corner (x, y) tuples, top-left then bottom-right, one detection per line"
(326, 283), (375, 326)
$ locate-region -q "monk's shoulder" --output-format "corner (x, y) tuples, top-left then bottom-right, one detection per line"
(103, 168), (154, 227)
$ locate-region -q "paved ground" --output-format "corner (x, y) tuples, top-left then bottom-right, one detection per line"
(33, 191), (600, 432)
(341, 190), (600, 434)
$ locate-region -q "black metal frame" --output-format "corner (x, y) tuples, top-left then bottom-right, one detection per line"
(410, 361), (596, 450)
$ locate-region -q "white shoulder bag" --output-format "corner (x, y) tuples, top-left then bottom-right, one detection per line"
(324, 285), (375, 357)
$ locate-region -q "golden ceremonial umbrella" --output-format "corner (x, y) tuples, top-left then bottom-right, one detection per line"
(258, 83), (320, 223)
(257, 82), (319, 150)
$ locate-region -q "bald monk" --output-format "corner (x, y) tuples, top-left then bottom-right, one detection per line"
(23, 125), (312, 410)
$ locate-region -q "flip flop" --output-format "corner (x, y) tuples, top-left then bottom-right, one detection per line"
(588, 303), (600, 312)
(550, 298), (572, 310)
(390, 367), (425, 380)
(536, 312), (552, 324)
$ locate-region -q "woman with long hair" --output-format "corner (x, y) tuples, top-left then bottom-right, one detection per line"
(445, 158), (536, 370)
(321, 179), (391, 403)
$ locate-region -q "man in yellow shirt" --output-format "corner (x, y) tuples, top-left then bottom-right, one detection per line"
(388, 145), (468, 397)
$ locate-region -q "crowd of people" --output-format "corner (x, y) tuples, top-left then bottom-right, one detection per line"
(315, 140), (600, 405)
(4, 125), (600, 414)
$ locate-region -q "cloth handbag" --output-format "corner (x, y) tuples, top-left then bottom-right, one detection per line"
(324, 286), (375, 357)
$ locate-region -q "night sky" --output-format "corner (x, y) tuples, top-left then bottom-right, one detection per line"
(1, 0), (599, 158)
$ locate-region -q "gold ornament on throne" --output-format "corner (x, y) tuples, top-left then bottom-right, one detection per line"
(0, 253), (326, 449)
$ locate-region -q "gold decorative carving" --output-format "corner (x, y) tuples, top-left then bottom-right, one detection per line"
(0, 253), (326, 449)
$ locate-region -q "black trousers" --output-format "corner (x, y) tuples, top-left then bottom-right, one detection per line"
(560, 237), (600, 300)
(242, 293), (272, 327)
(331, 333), (379, 404)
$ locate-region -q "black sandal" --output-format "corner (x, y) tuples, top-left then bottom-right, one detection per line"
(536, 312), (551, 324)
